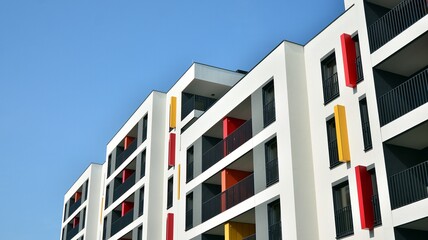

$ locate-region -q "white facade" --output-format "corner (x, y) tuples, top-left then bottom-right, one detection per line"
(61, 0), (428, 239)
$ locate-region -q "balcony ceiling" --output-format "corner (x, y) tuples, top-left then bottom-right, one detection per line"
(183, 79), (232, 99)
(366, 0), (402, 9)
(376, 31), (428, 77)
(203, 209), (255, 236)
(399, 216), (428, 231)
(387, 120), (428, 150)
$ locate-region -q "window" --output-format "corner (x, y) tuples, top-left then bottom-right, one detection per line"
(326, 117), (340, 168)
(268, 199), (282, 240)
(107, 154), (112, 177)
(138, 225), (143, 239)
(140, 150), (146, 179)
(142, 114), (148, 142)
(359, 98), (372, 151)
(81, 208), (86, 229)
(139, 187), (144, 216)
(332, 181), (353, 238)
(263, 80), (276, 127)
(186, 193), (193, 230)
(186, 147), (194, 183)
(102, 217), (107, 240)
(167, 177), (173, 209)
(369, 169), (381, 226)
(321, 52), (339, 104)
(105, 184), (110, 209)
(265, 138), (279, 186)
(354, 35), (363, 83)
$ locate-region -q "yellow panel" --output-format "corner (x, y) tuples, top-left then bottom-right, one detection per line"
(177, 164), (181, 200)
(225, 222), (256, 240)
(334, 105), (351, 162)
(100, 197), (104, 223)
(169, 96), (177, 128)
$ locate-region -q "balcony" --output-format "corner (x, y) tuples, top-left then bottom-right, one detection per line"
(389, 160), (428, 209)
(68, 198), (82, 218)
(268, 221), (282, 240)
(202, 119), (253, 172)
(334, 205), (354, 238)
(181, 94), (217, 120)
(377, 67), (428, 126)
(202, 174), (254, 222)
(115, 140), (138, 169)
(243, 234), (256, 240)
(66, 226), (80, 240)
(113, 173), (136, 202)
(372, 194), (382, 226)
(111, 210), (134, 237)
(367, 0), (427, 53)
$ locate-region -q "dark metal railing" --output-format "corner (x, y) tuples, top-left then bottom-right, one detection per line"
(389, 160), (428, 209)
(115, 140), (138, 169)
(334, 205), (354, 238)
(111, 210), (134, 236)
(186, 161), (194, 183)
(66, 226), (80, 240)
(268, 221), (282, 240)
(372, 194), (382, 226)
(323, 73), (339, 104)
(266, 158), (279, 187)
(185, 209), (193, 231)
(368, 0), (428, 52)
(328, 139), (341, 168)
(202, 174), (254, 222)
(243, 233), (256, 240)
(181, 95), (217, 120)
(68, 198), (82, 218)
(202, 119), (253, 171)
(377, 68), (428, 126)
(263, 99), (276, 127)
(356, 56), (364, 83)
(361, 121), (372, 151)
(113, 172), (136, 201)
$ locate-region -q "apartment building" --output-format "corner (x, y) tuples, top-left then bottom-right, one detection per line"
(60, 0), (428, 239)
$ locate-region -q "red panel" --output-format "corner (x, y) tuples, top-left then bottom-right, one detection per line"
(121, 201), (134, 217)
(124, 136), (135, 150)
(73, 217), (80, 228)
(168, 133), (176, 167)
(166, 213), (174, 240)
(223, 117), (246, 138)
(355, 166), (374, 229)
(122, 169), (134, 183)
(340, 33), (357, 88)
(74, 191), (81, 202)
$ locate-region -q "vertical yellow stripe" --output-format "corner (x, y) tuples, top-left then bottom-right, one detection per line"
(334, 105), (351, 162)
(100, 197), (104, 224)
(177, 164), (181, 200)
(169, 97), (177, 128)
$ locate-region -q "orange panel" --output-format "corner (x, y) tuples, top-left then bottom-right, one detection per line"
(74, 191), (81, 202)
(223, 117), (246, 138)
(122, 169), (134, 183)
(121, 201), (134, 216)
(124, 136), (135, 150)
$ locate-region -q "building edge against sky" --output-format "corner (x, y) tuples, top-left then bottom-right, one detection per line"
(61, 0), (428, 239)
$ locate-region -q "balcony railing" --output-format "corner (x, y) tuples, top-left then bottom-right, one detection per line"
(68, 198), (82, 218)
(186, 161), (194, 183)
(356, 56), (364, 83)
(389, 160), (428, 209)
(328, 139), (340, 168)
(266, 158), (279, 187)
(181, 95), (217, 120)
(243, 233), (256, 240)
(268, 221), (282, 240)
(185, 209), (193, 231)
(113, 172), (136, 202)
(202, 119), (253, 171)
(368, 0), (428, 52)
(115, 140), (138, 169)
(372, 194), (382, 226)
(377, 68), (428, 126)
(323, 73), (339, 104)
(202, 174), (254, 222)
(334, 205), (354, 238)
(111, 210), (134, 236)
(263, 99), (276, 127)
(66, 226), (80, 240)
(361, 121), (372, 151)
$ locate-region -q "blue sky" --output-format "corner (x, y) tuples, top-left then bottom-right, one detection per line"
(0, 0), (343, 239)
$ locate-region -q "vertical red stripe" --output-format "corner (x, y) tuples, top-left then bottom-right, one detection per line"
(168, 133), (176, 167)
(340, 33), (357, 88)
(355, 166), (374, 229)
(124, 136), (135, 150)
(166, 213), (174, 240)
